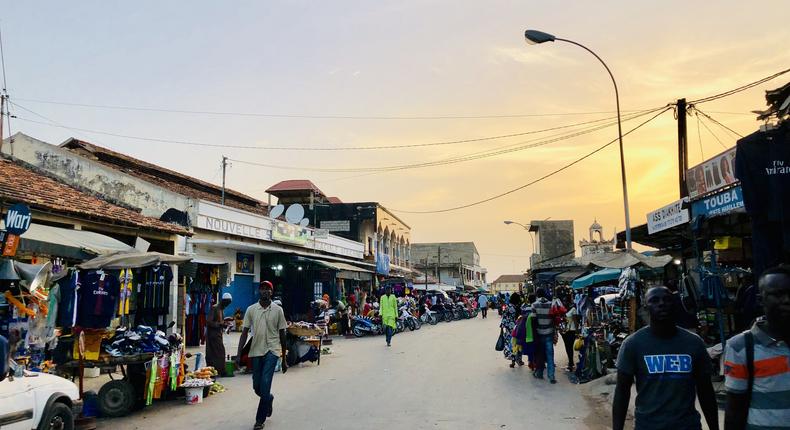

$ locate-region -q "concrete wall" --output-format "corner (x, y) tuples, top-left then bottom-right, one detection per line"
(2, 133), (194, 219)
(530, 220), (575, 268)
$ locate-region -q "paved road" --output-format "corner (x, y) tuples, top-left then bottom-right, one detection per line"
(99, 315), (602, 430)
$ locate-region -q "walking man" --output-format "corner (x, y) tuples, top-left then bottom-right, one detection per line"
(478, 294), (489, 319)
(380, 286), (398, 347)
(612, 286), (719, 430)
(724, 264), (790, 430)
(532, 289), (557, 383)
(236, 281), (288, 429)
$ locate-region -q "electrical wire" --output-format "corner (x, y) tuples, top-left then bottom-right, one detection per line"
(0, 25), (8, 92)
(227, 107), (667, 173)
(689, 67), (790, 105)
(388, 107), (671, 214)
(696, 113), (728, 149)
(10, 103), (638, 151)
(694, 107), (745, 139)
(13, 96), (652, 120)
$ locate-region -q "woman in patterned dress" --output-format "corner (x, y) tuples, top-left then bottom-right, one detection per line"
(500, 292), (522, 366)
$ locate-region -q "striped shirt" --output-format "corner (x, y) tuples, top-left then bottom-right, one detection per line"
(723, 320), (790, 429)
(531, 298), (554, 336)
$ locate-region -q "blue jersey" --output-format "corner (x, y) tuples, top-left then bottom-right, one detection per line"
(77, 270), (120, 329)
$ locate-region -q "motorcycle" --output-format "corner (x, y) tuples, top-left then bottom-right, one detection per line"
(400, 303), (421, 331)
(420, 304), (438, 325)
(351, 315), (383, 337)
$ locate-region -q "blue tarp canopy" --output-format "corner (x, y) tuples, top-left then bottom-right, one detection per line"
(571, 268), (622, 290)
(536, 271), (560, 282)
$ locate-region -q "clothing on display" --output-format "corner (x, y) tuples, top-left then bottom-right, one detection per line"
(735, 123), (790, 276)
(77, 270), (120, 329)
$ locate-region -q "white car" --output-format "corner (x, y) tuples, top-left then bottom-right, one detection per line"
(0, 369), (82, 430)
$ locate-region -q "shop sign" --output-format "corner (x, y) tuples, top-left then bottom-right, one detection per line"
(314, 229), (329, 239)
(236, 253), (255, 274)
(2, 233), (20, 257)
(198, 215), (268, 240)
(647, 197), (690, 234)
(272, 220), (309, 246)
(3, 204), (31, 236)
(686, 147), (737, 199)
(691, 185), (744, 218)
(320, 220), (350, 232)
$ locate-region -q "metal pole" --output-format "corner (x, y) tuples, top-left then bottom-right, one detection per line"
(437, 246), (441, 286)
(556, 38), (632, 249)
(221, 156), (227, 205)
(0, 95), (5, 154)
(677, 98), (689, 198)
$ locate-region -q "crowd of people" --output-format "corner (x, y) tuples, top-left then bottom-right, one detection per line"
(492, 264), (790, 430)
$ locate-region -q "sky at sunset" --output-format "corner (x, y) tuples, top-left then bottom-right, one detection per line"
(3, 1), (790, 279)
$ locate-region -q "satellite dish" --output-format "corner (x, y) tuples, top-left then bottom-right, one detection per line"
(299, 218), (309, 227)
(269, 204), (285, 219)
(285, 204), (305, 225)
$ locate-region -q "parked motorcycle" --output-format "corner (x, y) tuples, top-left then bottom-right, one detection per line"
(351, 315), (383, 337)
(399, 303), (421, 331)
(420, 304), (438, 325)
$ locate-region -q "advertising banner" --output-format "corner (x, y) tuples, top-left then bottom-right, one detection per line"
(271, 220), (309, 246)
(686, 147), (737, 199)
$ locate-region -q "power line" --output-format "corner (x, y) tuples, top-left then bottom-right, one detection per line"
(13, 96), (651, 120)
(0, 25), (8, 92)
(689, 67), (790, 105)
(697, 113), (728, 149)
(227, 107), (666, 173)
(388, 107), (671, 214)
(11, 103), (636, 151)
(694, 107), (745, 139)
(695, 112), (705, 160)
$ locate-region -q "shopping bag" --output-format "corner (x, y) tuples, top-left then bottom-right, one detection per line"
(495, 331), (505, 351)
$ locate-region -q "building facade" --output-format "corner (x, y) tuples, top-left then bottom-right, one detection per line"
(265, 180), (413, 279)
(490, 274), (525, 294)
(529, 220), (575, 269)
(411, 242), (487, 290)
(578, 220), (615, 265)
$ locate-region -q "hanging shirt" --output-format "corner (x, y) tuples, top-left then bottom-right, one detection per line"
(56, 271), (79, 328)
(77, 270), (120, 329)
(118, 269), (133, 317)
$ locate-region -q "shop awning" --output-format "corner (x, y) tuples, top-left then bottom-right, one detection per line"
(19, 223), (135, 260)
(190, 255), (229, 265)
(589, 249), (672, 269)
(536, 271), (560, 282)
(412, 283), (457, 292)
(78, 251), (192, 270)
(295, 257), (374, 281)
(187, 238), (377, 271)
(556, 269), (588, 283)
(571, 268), (622, 290)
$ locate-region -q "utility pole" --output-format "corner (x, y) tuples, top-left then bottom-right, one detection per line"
(221, 156), (228, 205)
(0, 94), (5, 154)
(677, 99), (689, 198)
(436, 246), (441, 286)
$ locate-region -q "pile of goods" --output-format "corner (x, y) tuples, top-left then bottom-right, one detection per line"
(103, 326), (182, 356)
(187, 366), (218, 380)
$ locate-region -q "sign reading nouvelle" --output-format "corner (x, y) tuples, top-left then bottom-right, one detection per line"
(320, 220), (350, 232)
(199, 215), (268, 240)
(647, 198), (689, 234)
(691, 185), (744, 218)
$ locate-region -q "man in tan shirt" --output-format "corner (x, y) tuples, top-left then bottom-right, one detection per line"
(236, 281), (287, 429)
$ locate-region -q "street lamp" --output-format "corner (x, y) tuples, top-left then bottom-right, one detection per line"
(503, 220), (536, 262)
(523, 29), (632, 249)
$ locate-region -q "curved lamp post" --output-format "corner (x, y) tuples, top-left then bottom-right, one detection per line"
(503, 220), (536, 264)
(523, 29), (632, 249)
